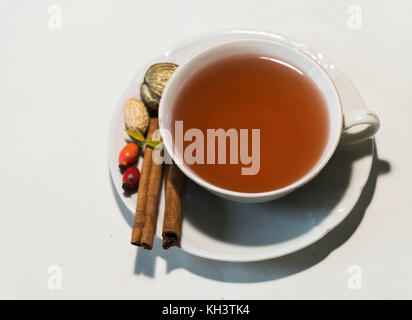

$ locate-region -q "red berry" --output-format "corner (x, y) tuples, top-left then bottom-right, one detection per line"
(119, 143), (139, 172)
(122, 166), (140, 192)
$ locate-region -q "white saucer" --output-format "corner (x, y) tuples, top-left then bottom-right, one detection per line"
(108, 30), (374, 262)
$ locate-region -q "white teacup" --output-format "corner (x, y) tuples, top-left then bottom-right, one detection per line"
(159, 39), (380, 203)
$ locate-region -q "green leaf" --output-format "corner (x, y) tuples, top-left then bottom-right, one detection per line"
(154, 142), (164, 150)
(146, 140), (163, 148)
(125, 129), (145, 142)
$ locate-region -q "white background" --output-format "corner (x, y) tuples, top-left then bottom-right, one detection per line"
(0, 0), (411, 299)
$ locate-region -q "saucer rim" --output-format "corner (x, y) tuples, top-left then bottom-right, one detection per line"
(108, 29), (374, 262)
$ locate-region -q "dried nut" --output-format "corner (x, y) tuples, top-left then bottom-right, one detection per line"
(124, 98), (149, 136)
(144, 63), (178, 96)
(140, 63), (178, 111)
(140, 83), (161, 111)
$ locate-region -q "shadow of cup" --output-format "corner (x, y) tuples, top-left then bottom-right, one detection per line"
(182, 140), (371, 246)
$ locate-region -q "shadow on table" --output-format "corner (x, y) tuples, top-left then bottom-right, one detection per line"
(112, 141), (390, 283)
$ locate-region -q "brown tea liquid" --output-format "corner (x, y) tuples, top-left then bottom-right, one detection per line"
(171, 53), (329, 193)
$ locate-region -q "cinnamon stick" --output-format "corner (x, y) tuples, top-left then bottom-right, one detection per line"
(140, 118), (163, 250)
(130, 119), (157, 246)
(162, 162), (185, 249)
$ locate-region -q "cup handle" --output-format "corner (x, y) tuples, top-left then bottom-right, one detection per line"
(341, 109), (380, 145)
